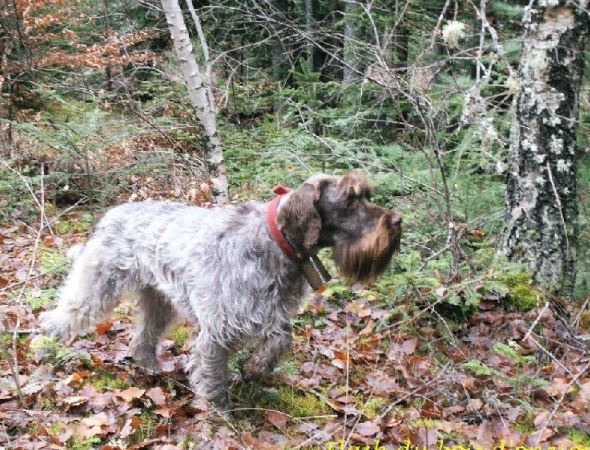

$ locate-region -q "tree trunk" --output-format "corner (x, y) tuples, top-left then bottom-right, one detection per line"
(271, 0), (289, 83)
(498, 1), (588, 296)
(160, 0), (229, 204)
(304, 0), (315, 72)
(342, 0), (359, 84)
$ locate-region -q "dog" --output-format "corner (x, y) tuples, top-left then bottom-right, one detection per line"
(40, 172), (402, 408)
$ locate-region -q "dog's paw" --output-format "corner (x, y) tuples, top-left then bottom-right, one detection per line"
(38, 309), (70, 340)
(241, 358), (273, 382)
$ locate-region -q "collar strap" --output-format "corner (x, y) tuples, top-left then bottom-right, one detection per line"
(266, 186), (301, 261)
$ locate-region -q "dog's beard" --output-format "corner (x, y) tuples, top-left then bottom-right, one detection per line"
(333, 217), (401, 285)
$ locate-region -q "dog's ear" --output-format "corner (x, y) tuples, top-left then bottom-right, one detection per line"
(339, 171), (370, 201)
(279, 181), (323, 250)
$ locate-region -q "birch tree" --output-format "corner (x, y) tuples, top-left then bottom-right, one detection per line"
(498, 1), (589, 296)
(160, 0), (229, 204)
(342, 0), (360, 84)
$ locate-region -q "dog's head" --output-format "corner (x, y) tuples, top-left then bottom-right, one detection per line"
(278, 172), (402, 285)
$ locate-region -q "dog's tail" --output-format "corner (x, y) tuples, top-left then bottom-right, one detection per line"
(66, 243), (85, 261)
(40, 239), (129, 340)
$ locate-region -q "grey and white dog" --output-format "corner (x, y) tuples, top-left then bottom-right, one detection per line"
(41, 172), (402, 407)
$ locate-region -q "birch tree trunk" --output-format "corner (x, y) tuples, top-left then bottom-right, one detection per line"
(498, 1), (589, 296)
(342, 0), (359, 84)
(160, 0), (229, 204)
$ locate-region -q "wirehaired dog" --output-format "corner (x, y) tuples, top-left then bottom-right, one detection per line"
(41, 172), (402, 408)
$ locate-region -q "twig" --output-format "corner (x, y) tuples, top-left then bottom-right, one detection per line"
(3, 328), (41, 334)
(571, 296), (590, 328)
(431, 0), (451, 49)
(523, 301), (550, 341)
(525, 335), (584, 389)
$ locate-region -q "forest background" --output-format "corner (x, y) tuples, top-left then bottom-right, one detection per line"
(1, 0), (590, 449)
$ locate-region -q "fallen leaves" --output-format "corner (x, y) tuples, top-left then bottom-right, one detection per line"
(117, 387), (146, 403)
(1, 218), (590, 449)
(265, 410), (289, 431)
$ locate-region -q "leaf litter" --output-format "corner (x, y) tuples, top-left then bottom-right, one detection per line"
(1, 211), (589, 449)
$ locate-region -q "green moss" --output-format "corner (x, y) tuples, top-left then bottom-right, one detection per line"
(89, 369), (129, 392)
(569, 428), (590, 446)
(170, 325), (190, 349)
(515, 420), (535, 434)
(278, 386), (330, 417)
(128, 410), (158, 444)
(39, 247), (70, 276)
(509, 284), (541, 311)
(276, 358), (300, 377)
(228, 347), (254, 375)
(25, 288), (57, 310)
(462, 360), (495, 377)
(359, 397), (387, 420)
(49, 421), (63, 434)
(29, 335), (73, 366)
(414, 418), (437, 429)
(42, 398), (58, 412)
(322, 283), (354, 301)
(55, 216), (93, 234)
(492, 342), (535, 366)
(492, 268), (544, 311)
(233, 382), (330, 418)
(68, 436), (102, 450)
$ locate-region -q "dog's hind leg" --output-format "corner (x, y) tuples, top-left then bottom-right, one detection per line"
(40, 239), (132, 340)
(129, 287), (176, 371)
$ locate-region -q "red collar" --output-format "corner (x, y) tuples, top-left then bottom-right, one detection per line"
(266, 186), (301, 261)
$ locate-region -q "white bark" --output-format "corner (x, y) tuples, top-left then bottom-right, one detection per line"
(161, 0), (229, 204)
(499, 1), (588, 296)
(342, 0), (359, 84)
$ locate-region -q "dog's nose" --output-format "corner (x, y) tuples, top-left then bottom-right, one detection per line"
(390, 212), (402, 227)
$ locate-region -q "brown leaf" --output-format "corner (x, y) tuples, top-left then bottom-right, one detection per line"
(388, 338), (418, 359)
(95, 320), (113, 335)
(579, 380), (590, 403)
(81, 412), (111, 427)
(154, 407), (172, 418)
(117, 387), (145, 403)
(467, 398), (483, 412)
(64, 371), (89, 386)
(533, 410), (550, 428)
(366, 371), (400, 395)
(474, 420), (495, 448)
(56, 428), (73, 444)
(544, 377), (574, 397)
(265, 410), (288, 431)
(333, 350), (349, 362)
(62, 395), (88, 407)
(77, 412), (111, 439)
(146, 387), (167, 406)
(331, 358), (346, 369)
(355, 421), (380, 436)
(421, 398), (443, 419)
(461, 376), (478, 391)
(120, 416), (141, 439)
(358, 308), (372, 318)
(359, 319), (375, 336)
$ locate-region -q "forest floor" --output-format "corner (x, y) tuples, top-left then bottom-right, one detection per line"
(1, 165), (589, 450)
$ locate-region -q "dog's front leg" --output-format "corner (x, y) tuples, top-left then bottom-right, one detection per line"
(242, 323), (292, 380)
(188, 333), (230, 410)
